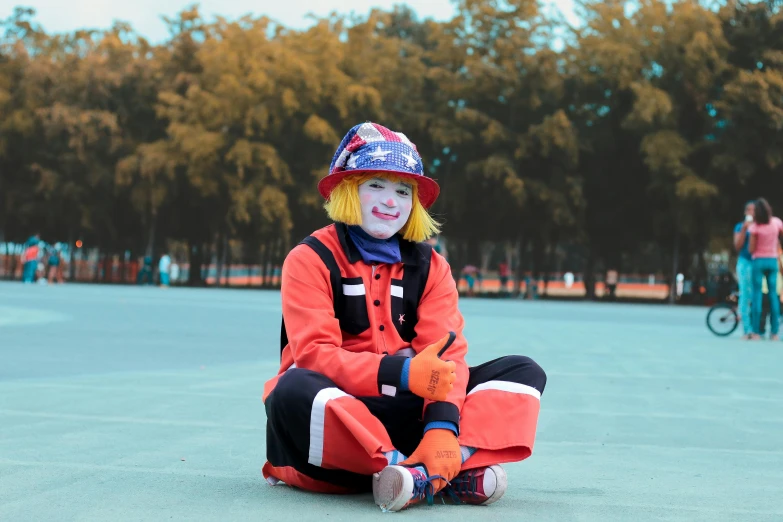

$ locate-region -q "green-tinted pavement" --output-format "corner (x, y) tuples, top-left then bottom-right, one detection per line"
(1, 282), (781, 521)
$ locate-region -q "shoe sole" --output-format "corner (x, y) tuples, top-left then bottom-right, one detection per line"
(373, 473), (381, 506)
(373, 466), (413, 512)
(483, 465), (507, 505)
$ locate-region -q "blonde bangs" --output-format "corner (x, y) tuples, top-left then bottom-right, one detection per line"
(323, 173), (441, 242)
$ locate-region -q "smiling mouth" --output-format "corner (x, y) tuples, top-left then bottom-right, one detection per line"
(372, 208), (400, 221)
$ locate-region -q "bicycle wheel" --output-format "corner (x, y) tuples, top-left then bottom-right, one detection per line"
(706, 303), (739, 337)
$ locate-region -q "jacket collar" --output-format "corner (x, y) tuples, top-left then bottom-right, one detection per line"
(335, 222), (421, 266)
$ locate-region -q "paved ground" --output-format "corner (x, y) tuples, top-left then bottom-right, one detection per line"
(0, 282), (781, 521)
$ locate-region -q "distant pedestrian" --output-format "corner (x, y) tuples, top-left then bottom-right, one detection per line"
(21, 234), (40, 283)
(137, 255), (153, 285)
(733, 201), (755, 338)
(606, 269), (619, 301)
(498, 262), (509, 294)
(462, 264), (477, 296)
(748, 198), (783, 340)
(47, 247), (64, 284)
(159, 253), (172, 287)
(170, 261), (180, 284)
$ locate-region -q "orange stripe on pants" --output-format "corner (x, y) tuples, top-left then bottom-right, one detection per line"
(316, 394), (393, 474)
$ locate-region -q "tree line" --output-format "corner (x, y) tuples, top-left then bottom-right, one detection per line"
(1, 1), (781, 294)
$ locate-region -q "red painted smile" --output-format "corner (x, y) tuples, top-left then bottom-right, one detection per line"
(372, 207), (400, 221)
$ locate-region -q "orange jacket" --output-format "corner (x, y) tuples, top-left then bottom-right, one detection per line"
(263, 224), (468, 430)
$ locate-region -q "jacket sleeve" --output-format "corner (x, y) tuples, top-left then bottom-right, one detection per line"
(280, 244), (405, 397)
(410, 251), (469, 433)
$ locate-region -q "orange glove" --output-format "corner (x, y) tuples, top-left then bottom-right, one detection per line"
(407, 333), (457, 402)
(401, 428), (461, 492)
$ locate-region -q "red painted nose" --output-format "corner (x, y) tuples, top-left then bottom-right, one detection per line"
(385, 198), (395, 206)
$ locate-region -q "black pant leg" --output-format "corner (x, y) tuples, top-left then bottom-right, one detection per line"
(358, 392), (425, 457)
(468, 355), (547, 395)
(265, 368), (370, 490)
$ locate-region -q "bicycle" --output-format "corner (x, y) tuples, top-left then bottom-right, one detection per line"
(706, 291), (740, 336)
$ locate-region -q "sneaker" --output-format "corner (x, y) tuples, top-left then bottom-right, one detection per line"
(442, 465), (507, 506)
(372, 465), (443, 512)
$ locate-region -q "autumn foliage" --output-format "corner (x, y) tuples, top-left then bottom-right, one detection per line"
(1, 1), (781, 290)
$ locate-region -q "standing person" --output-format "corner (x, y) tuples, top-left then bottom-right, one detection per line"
(760, 244), (783, 336)
(20, 234), (40, 283)
(158, 252), (172, 287)
(47, 246), (63, 284)
(748, 198), (783, 340)
(170, 260), (180, 285)
(734, 201), (755, 339)
(498, 262), (509, 295)
(462, 264), (477, 296)
(137, 255), (153, 285)
(605, 269), (619, 301)
(262, 122), (546, 512)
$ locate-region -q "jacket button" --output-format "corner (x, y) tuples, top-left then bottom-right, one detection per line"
(374, 299), (380, 306)
(379, 325), (385, 331)
(375, 274), (381, 280)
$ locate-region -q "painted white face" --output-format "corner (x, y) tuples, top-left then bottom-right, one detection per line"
(358, 177), (414, 239)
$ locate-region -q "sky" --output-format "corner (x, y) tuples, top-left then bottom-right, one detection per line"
(4, 0), (579, 42)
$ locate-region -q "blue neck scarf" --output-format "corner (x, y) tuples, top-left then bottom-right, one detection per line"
(347, 225), (401, 265)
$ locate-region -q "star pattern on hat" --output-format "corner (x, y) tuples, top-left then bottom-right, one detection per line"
(322, 122), (439, 209)
(367, 145), (391, 162)
(402, 151), (418, 170)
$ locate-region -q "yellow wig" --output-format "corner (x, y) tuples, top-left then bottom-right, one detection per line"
(323, 173), (440, 243)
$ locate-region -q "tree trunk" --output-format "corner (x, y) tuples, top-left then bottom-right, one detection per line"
(120, 252), (128, 284)
(542, 244), (553, 296)
(103, 253), (111, 283)
(223, 235), (231, 288)
(584, 248), (596, 300)
(259, 241), (270, 287)
(255, 243), (266, 288)
(187, 241), (204, 286)
(215, 232), (225, 287)
(529, 239), (545, 299)
(513, 237), (524, 297)
(203, 242), (212, 284)
(505, 242), (514, 270)
(68, 228), (76, 281)
(669, 224), (680, 305)
(445, 238), (461, 282)
(145, 215), (157, 258)
(272, 237), (284, 287)
(7, 242), (18, 280)
(479, 242), (494, 274)
(93, 250), (102, 282)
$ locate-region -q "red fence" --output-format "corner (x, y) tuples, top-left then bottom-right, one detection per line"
(1, 253), (671, 298)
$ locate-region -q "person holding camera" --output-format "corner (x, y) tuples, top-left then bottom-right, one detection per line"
(734, 201), (756, 339)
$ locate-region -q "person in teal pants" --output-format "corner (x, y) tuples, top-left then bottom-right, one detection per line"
(749, 198), (783, 340)
(734, 201), (755, 339)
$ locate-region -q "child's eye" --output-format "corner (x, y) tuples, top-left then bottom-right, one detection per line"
(369, 183), (383, 189)
(397, 189), (410, 196)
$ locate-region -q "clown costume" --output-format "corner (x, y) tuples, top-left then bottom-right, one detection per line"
(262, 122), (547, 511)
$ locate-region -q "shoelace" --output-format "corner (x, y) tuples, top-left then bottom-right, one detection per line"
(441, 470), (482, 504)
(411, 473), (447, 506)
